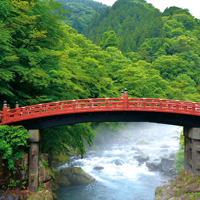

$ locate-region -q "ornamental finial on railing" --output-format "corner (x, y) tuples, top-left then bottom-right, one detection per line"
(3, 100), (7, 107)
(7, 104), (10, 110)
(124, 88), (128, 95)
(16, 101), (19, 108)
(121, 90), (124, 97)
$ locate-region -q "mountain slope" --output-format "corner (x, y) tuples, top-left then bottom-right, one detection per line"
(84, 0), (163, 52)
(56, 0), (108, 33)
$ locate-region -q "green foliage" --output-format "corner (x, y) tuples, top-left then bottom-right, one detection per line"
(195, 193), (200, 197)
(84, 0), (164, 52)
(49, 171), (55, 179)
(8, 179), (20, 189)
(175, 150), (184, 175)
(185, 175), (193, 182)
(38, 183), (44, 192)
(175, 130), (184, 175)
(39, 156), (49, 169)
(100, 30), (118, 50)
(0, 125), (29, 170)
(57, 0), (108, 33)
(42, 123), (95, 164)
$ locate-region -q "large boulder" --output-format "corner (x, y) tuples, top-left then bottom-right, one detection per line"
(54, 167), (95, 187)
(161, 156), (175, 173)
(146, 160), (161, 171)
(134, 154), (149, 163)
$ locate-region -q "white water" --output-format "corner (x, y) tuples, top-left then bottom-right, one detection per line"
(56, 123), (182, 200)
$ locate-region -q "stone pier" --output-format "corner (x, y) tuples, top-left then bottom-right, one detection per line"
(184, 127), (200, 174)
(28, 129), (40, 192)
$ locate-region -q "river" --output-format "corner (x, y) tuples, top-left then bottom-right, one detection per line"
(55, 123), (182, 200)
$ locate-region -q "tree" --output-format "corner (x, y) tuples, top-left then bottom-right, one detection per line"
(0, 125), (29, 170)
(100, 30), (118, 50)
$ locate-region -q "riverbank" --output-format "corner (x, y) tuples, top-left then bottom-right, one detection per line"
(154, 170), (200, 200)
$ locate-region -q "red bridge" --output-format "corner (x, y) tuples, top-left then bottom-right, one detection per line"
(1, 89), (200, 129)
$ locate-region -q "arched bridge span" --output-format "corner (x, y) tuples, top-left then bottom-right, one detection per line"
(1, 93), (200, 129)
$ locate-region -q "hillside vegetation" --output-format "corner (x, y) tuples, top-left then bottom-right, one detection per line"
(56, 0), (108, 33)
(83, 0), (200, 103)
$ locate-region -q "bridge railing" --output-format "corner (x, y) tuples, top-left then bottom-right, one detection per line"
(1, 92), (200, 125)
(128, 98), (200, 114)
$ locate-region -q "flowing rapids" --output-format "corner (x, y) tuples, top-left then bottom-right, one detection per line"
(56, 123), (182, 200)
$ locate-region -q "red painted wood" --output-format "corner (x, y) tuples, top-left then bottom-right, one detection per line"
(1, 95), (200, 125)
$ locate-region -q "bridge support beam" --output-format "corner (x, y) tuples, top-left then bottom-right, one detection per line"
(28, 129), (40, 192)
(184, 127), (200, 174)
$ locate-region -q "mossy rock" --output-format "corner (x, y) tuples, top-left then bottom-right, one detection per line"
(61, 167), (95, 185)
(27, 189), (53, 200)
(27, 193), (43, 200)
(52, 182), (60, 191)
(53, 193), (57, 199)
(54, 172), (70, 187)
(153, 170), (200, 200)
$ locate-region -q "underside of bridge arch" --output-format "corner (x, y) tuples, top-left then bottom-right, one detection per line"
(7, 111), (200, 129)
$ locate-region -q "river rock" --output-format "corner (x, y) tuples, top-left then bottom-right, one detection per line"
(160, 149), (168, 152)
(93, 166), (104, 170)
(146, 160), (161, 171)
(130, 147), (139, 151)
(134, 154), (149, 163)
(135, 150), (144, 155)
(160, 144), (170, 148)
(112, 159), (124, 166)
(161, 156), (175, 173)
(54, 167), (95, 187)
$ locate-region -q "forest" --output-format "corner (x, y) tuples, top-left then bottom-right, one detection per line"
(1, 0), (200, 179)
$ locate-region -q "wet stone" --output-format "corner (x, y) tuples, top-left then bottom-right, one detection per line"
(93, 166), (104, 170)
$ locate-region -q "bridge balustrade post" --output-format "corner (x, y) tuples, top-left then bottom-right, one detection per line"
(184, 127), (200, 174)
(28, 129), (40, 192)
(192, 103), (196, 114)
(123, 88), (129, 109)
(89, 99), (92, 111)
(2, 101), (8, 123)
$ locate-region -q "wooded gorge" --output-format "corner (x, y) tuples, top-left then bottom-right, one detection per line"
(1, 0), (200, 188)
